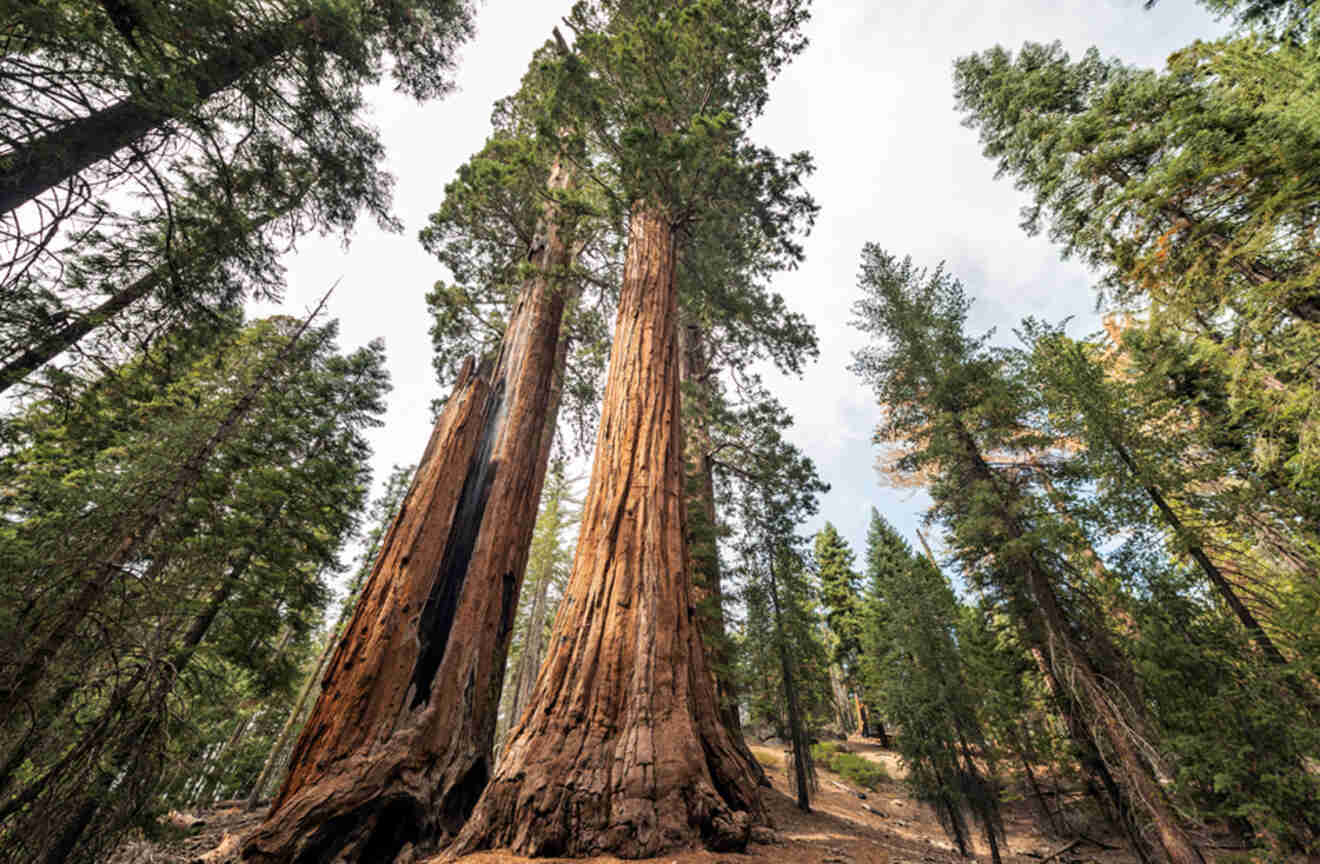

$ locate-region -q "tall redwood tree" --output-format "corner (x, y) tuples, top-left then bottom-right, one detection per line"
(243, 151), (580, 862)
(450, 0), (814, 855)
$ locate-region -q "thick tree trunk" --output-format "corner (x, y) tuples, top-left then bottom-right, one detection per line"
(504, 338), (573, 738)
(243, 162), (579, 864)
(828, 664), (851, 733)
(1026, 640), (1152, 864)
(0, 22), (298, 216)
(507, 542), (553, 737)
(449, 203), (767, 858)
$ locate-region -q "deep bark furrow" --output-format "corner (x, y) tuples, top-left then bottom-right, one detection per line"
(245, 160), (579, 863)
(450, 203), (766, 859)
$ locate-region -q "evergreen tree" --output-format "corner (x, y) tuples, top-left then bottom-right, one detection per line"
(0, 313), (387, 863)
(0, 0), (476, 395)
(729, 434), (830, 811)
(865, 535), (1005, 864)
(451, 1), (815, 855)
(953, 36), (1320, 489)
(850, 247), (1205, 864)
(496, 459), (580, 749)
(815, 523), (863, 677)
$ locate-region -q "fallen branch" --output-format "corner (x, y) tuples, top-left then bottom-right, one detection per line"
(1040, 838), (1084, 863)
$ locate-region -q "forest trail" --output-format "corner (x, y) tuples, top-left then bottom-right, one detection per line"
(107, 737), (1140, 864)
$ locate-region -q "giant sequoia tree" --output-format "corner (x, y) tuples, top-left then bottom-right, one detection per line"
(243, 94), (588, 864)
(244, 35), (604, 864)
(449, 0), (814, 856)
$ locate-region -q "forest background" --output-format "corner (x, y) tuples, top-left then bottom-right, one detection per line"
(254, 0), (1226, 571)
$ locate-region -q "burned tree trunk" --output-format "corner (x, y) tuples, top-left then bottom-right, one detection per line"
(243, 162), (579, 864)
(504, 341), (574, 736)
(450, 203), (767, 858)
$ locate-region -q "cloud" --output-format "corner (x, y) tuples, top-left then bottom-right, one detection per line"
(255, 0), (1226, 580)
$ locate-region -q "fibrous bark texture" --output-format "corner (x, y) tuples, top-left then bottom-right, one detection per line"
(450, 204), (767, 859)
(243, 164), (578, 864)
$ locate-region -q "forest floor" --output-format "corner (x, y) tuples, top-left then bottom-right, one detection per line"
(108, 737), (1140, 864)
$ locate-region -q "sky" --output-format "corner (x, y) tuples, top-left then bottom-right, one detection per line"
(254, 0), (1227, 576)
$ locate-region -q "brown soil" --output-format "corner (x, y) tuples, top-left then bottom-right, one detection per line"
(106, 737), (1140, 864)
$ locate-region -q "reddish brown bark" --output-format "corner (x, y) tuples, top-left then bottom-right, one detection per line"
(449, 204), (767, 859)
(243, 163), (579, 864)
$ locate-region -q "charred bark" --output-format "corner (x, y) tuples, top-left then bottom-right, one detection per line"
(449, 204), (767, 858)
(505, 336), (574, 736)
(243, 161), (579, 864)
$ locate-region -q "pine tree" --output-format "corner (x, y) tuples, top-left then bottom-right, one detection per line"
(496, 459), (579, 749)
(728, 431), (830, 811)
(0, 312), (386, 863)
(1, 0), (475, 396)
(953, 36), (1320, 489)
(850, 247), (1205, 864)
(815, 522), (864, 733)
(866, 536), (1005, 864)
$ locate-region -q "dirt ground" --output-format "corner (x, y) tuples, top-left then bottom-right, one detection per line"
(108, 737), (1140, 864)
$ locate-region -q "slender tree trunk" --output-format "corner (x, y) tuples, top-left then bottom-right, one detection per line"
(954, 421), (1202, 864)
(768, 558), (811, 812)
(0, 297), (325, 726)
(678, 317), (767, 785)
(0, 22), (300, 215)
(1107, 435), (1319, 715)
(507, 544), (553, 735)
(244, 161), (580, 864)
(245, 628), (338, 811)
(1014, 725), (1062, 836)
(450, 203), (767, 858)
(0, 210), (282, 396)
(20, 514), (279, 864)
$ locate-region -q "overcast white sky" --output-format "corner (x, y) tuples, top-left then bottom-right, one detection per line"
(255, 0), (1226, 575)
